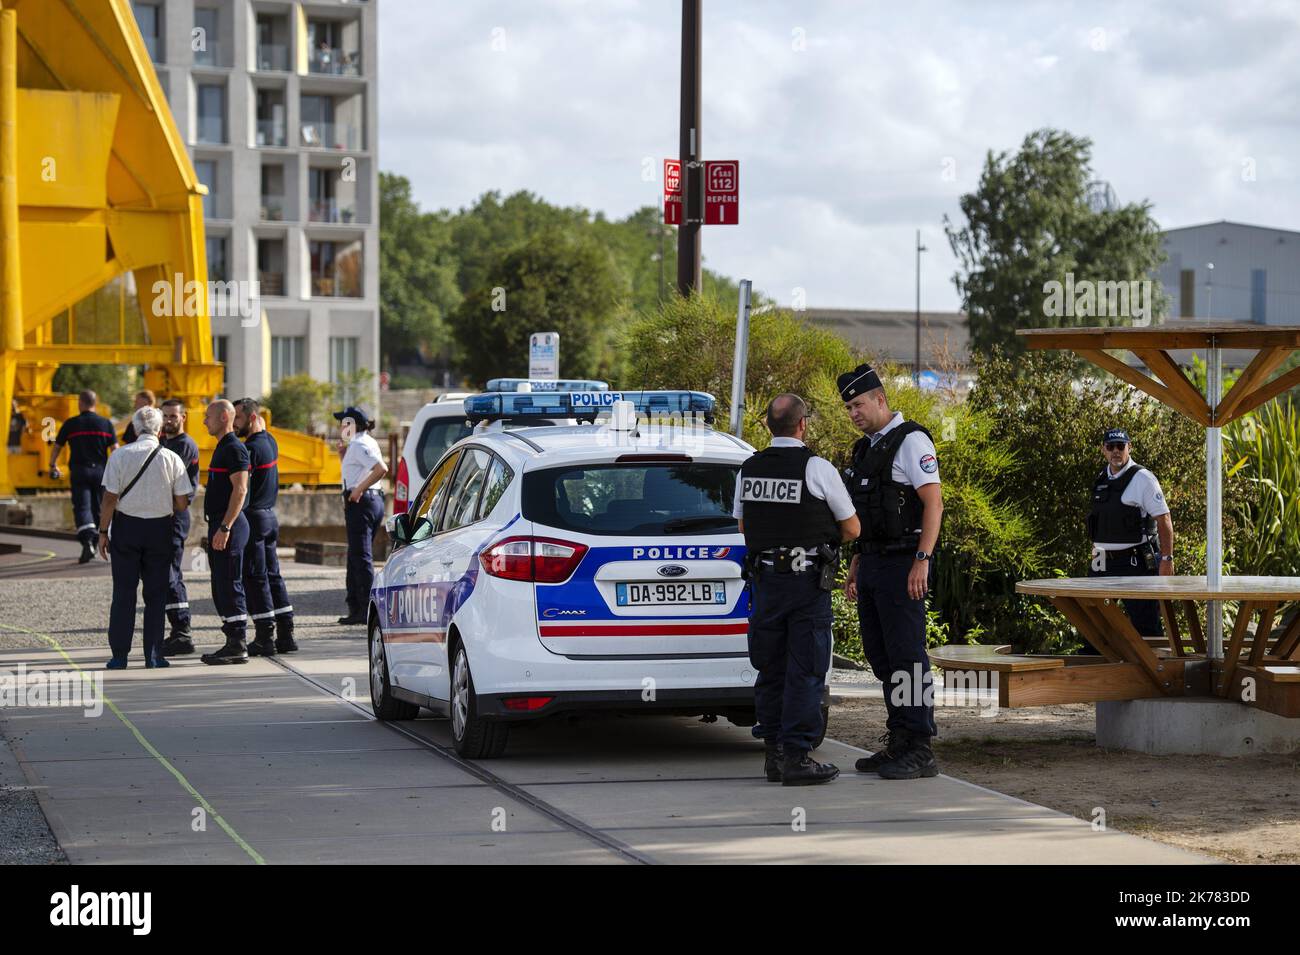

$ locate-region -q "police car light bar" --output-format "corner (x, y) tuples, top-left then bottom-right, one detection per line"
(463, 390), (717, 425)
(484, 378), (610, 393)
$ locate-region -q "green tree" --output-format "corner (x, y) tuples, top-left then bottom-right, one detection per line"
(51, 365), (137, 418)
(945, 128), (1168, 359)
(448, 231), (625, 384)
(378, 172), (461, 364)
(265, 374), (335, 434)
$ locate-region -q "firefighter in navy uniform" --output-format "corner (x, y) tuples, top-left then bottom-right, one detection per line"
(839, 364), (944, 781)
(734, 394), (860, 786)
(234, 398), (297, 656)
(159, 399), (201, 656)
(49, 390), (117, 564)
(1083, 428), (1174, 652)
(200, 400), (252, 665)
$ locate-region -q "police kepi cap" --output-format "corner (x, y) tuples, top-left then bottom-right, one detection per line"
(1103, 428), (1130, 445)
(837, 363), (882, 401)
(334, 405), (373, 428)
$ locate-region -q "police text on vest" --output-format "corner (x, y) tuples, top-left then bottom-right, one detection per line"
(740, 477), (803, 503)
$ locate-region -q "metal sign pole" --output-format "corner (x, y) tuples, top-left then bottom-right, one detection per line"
(730, 279), (752, 438)
(1206, 337), (1223, 659)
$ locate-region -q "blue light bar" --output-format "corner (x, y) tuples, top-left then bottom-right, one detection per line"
(463, 390), (716, 425)
(483, 378), (609, 393)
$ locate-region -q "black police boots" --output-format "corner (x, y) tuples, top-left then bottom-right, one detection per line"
(160, 631), (195, 656)
(781, 750), (840, 786)
(275, 617), (298, 653)
(78, 539), (94, 564)
(876, 732), (939, 780)
(855, 731), (902, 773)
(201, 638), (249, 665)
(763, 741), (784, 782)
(247, 624), (277, 657)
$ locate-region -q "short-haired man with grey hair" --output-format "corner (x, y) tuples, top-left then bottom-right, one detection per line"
(733, 393), (860, 785)
(97, 405), (194, 668)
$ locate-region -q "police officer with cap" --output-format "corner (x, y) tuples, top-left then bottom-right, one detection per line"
(734, 394), (860, 786)
(200, 399), (252, 665)
(159, 398), (201, 656)
(49, 390), (117, 564)
(234, 398), (296, 655)
(839, 363), (944, 780)
(1084, 427), (1174, 651)
(336, 405), (387, 626)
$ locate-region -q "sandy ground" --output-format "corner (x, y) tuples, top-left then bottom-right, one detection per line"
(829, 696), (1300, 863)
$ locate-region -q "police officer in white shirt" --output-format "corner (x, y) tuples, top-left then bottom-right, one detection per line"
(1084, 427), (1174, 651)
(336, 405), (388, 625)
(838, 363), (944, 780)
(97, 406), (194, 669)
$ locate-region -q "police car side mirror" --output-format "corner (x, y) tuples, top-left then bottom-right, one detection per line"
(388, 512), (411, 545)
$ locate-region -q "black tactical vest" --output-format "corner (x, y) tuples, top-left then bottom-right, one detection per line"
(738, 445), (839, 554)
(844, 421), (931, 548)
(1087, 465), (1155, 545)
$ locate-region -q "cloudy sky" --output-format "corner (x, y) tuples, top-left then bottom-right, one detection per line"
(378, 0), (1300, 311)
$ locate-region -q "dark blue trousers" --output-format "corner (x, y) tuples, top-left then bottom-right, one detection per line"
(166, 508), (191, 632)
(857, 551), (937, 738)
(70, 465), (104, 545)
(207, 514), (249, 641)
(344, 493), (383, 616)
(747, 567), (832, 754)
(244, 508), (292, 633)
(107, 514), (174, 662)
(1085, 546), (1162, 651)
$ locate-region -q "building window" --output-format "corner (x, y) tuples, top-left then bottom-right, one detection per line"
(132, 2), (163, 62)
(310, 239), (362, 298)
(196, 83), (226, 143)
(1251, 269), (1266, 323)
(1179, 269), (1195, 318)
(260, 164), (285, 221)
(193, 7), (221, 67)
(206, 236), (228, 282)
(330, 336), (359, 379)
(212, 334), (229, 395)
(271, 336), (305, 386)
(309, 167), (337, 222)
(255, 88), (286, 147)
(195, 159), (218, 219)
(307, 19), (361, 76)
(256, 14), (290, 71)
(257, 238), (286, 296)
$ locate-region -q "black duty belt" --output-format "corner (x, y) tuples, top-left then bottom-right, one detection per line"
(754, 547), (825, 574)
(343, 488), (383, 500)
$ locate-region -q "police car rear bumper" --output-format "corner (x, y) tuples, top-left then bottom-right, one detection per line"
(474, 685), (832, 722)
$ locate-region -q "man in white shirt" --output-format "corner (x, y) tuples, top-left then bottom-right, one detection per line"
(335, 405), (388, 625)
(97, 406), (194, 669)
(1084, 427), (1175, 650)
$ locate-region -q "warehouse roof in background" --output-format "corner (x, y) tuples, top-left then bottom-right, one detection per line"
(801, 309), (970, 368)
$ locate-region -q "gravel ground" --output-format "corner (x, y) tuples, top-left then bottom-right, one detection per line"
(0, 729), (66, 865)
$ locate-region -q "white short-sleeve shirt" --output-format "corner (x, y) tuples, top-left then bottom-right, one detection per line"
(732, 437), (856, 521)
(868, 412), (940, 488)
(101, 435), (193, 519)
(341, 432), (385, 491)
(1092, 460), (1170, 550)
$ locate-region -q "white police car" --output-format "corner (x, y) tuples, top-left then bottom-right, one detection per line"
(368, 390), (773, 758)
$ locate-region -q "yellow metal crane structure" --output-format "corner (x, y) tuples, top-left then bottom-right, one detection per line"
(0, 0), (339, 495)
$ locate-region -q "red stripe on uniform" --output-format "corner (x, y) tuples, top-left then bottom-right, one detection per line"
(65, 431), (114, 439)
(537, 622), (749, 638)
(254, 460), (278, 469)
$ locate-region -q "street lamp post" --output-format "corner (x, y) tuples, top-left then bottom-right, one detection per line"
(914, 229), (927, 385)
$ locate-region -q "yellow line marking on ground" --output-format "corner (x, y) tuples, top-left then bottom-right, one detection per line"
(0, 622), (266, 864)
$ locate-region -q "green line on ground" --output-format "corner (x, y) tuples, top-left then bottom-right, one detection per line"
(0, 622), (266, 865)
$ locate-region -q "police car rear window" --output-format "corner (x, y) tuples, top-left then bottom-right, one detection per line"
(522, 464), (738, 536)
(416, 419), (473, 474)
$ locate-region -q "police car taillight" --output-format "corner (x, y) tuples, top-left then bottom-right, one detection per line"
(480, 536), (588, 584)
(393, 457), (410, 514)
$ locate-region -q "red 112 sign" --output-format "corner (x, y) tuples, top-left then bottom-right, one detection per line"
(663, 159), (682, 225)
(704, 160), (739, 225)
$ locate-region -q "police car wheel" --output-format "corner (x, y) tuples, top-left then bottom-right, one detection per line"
(369, 616), (418, 721)
(812, 705), (830, 750)
(449, 641), (509, 759)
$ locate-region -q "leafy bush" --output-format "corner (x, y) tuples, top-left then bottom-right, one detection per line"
(1224, 399), (1300, 577)
(265, 375), (335, 434)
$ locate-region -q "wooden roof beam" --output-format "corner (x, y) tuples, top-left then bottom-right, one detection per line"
(1077, 348), (1209, 424)
(1215, 346), (1292, 425)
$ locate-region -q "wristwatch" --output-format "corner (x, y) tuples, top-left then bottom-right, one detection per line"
(915, 551), (931, 562)
(219, 523), (232, 533)
(1160, 554), (1173, 562)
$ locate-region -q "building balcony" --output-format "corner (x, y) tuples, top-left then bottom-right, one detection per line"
(308, 199), (357, 224)
(260, 197), (285, 221)
(259, 271), (285, 296)
(300, 121), (359, 150)
(256, 120), (287, 148)
(308, 48), (362, 76)
(193, 41), (226, 68)
(257, 43), (289, 72)
(311, 275), (362, 298)
(196, 117), (225, 145)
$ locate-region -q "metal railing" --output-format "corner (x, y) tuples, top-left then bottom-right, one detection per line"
(260, 198), (285, 221)
(308, 48), (362, 76)
(257, 43), (288, 71)
(196, 116), (225, 144)
(193, 41), (225, 67)
(300, 121), (359, 150)
(258, 271), (285, 296)
(308, 199), (358, 224)
(256, 119), (286, 147)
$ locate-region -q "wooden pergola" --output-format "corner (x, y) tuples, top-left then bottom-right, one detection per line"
(931, 322), (1300, 718)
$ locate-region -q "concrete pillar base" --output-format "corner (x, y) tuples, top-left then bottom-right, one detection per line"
(1097, 697), (1300, 756)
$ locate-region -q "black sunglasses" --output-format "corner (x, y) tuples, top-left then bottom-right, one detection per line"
(1104, 441), (1128, 451)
